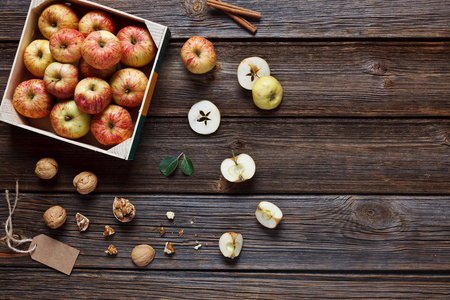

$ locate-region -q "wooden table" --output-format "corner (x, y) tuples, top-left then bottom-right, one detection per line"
(1, 0), (449, 298)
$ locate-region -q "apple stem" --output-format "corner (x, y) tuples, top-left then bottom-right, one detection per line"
(231, 150), (237, 165)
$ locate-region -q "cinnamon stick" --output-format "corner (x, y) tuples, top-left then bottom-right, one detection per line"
(216, 0), (257, 34)
(207, 0), (261, 19)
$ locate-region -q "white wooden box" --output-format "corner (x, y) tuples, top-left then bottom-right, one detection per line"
(0, 0), (171, 160)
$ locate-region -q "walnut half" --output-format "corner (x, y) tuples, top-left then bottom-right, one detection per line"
(112, 197), (136, 222)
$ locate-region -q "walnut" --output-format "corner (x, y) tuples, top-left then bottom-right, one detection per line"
(35, 158), (58, 179)
(75, 213), (89, 231)
(131, 244), (155, 267)
(105, 244), (118, 255)
(164, 242), (175, 255)
(73, 171), (98, 195)
(103, 225), (115, 236)
(43, 205), (66, 229)
(113, 197), (136, 222)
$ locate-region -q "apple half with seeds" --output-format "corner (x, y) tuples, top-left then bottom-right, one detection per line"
(220, 153), (255, 183)
(255, 201), (283, 229)
(219, 232), (243, 259)
(237, 57), (270, 90)
(188, 100), (221, 135)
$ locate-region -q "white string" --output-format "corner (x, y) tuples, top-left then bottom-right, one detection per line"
(4, 180), (36, 254)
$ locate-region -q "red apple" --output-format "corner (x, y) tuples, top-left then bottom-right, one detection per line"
(91, 105), (133, 145)
(81, 30), (122, 70)
(78, 57), (118, 80)
(78, 10), (116, 37)
(43, 62), (79, 99)
(13, 79), (54, 118)
(50, 100), (91, 139)
(109, 68), (148, 108)
(49, 28), (85, 63)
(23, 39), (55, 77)
(38, 4), (79, 39)
(180, 36), (217, 74)
(117, 25), (156, 67)
(74, 77), (112, 114)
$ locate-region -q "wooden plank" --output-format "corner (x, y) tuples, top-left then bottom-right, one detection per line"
(1, 194), (449, 270)
(0, 118), (449, 194)
(1, 0), (450, 40)
(0, 269), (449, 298)
(2, 41), (450, 117)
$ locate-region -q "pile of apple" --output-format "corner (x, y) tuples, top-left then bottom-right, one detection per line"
(13, 3), (157, 146)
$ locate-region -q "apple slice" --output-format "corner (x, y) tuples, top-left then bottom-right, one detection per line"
(237, 57), (270, 90)
(219, 232), (243, 259)
(188, 100), (221, 135)
(220, 153), (256, 182)
(255, 201), (283, 229)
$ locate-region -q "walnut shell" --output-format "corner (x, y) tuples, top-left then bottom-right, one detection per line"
(35, 158), (58, 179)
(43, 205), (66, 229)
(73, 171), (98, 195)
(113, 197), (136, 222)
(131, 244), (155, 267)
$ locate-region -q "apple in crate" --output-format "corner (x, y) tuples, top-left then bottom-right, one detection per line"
(43, 62), (79, 99)
(50, 100), (91, 139)
(91, 105), (133, 145)
(49, 28), (85, 63)
(38, 4), (79, 39)
(81, 30), (122, 70)
(180, 36), (216, 74)
(13, 79), (53, 118)
(117, 26), (156, 67)
(78, 10), (116, 37)
(23, 40), (55, 78)
(109, 68), (148, 108)
(78, 58), (118, 81)
(74, 77), (112, 114)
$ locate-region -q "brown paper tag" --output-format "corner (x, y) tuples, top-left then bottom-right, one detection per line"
(29, 234), (79, 275)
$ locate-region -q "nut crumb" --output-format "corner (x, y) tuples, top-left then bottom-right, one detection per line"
(178, 229), (184, 237)
(166, 211), (175, 220)
(164, 242), (175, 255)
(160, 226), (166, 237)
(194, 233), (199, 237)
(105, 244), (117, 255)
(75, 213), (89, 232)
(190, 217), (195, 224)
(194, 244), (202, 250)
(103, 225), (115, 236)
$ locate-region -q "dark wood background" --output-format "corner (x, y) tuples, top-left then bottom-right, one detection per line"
(0, 0), (449, 298)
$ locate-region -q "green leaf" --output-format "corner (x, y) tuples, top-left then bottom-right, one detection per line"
(159, 156), (179, 176)
(181, 155), (194, 176)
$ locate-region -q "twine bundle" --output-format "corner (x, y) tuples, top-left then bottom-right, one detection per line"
(3, 181), (36, 254)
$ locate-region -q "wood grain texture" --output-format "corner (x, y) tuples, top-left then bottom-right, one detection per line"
(1, 0), (450, 40)
(2, 41), (449, 117)
(1, 194), (449, 270)
(0, 118), (449, 194)
(0, 268), (449, 299)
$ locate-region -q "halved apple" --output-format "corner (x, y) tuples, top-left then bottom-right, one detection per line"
(220, 153), (256, 182)
(188, 100), (221, 135)
(237, 57), (270, 90)
(255, 201), (283, 229)
(219, 232), (243, 259)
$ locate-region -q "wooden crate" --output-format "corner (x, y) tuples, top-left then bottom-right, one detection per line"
(0, 0), (171, 160)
